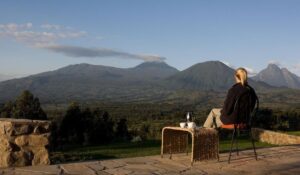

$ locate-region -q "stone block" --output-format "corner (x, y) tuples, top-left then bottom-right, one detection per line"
(0, 121), (14, 136)
(0, 150), (34, 168)
(11, 151), (33, 167)
(13, 124), (34, 136)
(0, 152), (12, 168)
(33, 125), (50, 134)
(0, 136), (13, 152)
(32, 148), (50, 166)
(15, 134), (49, 147)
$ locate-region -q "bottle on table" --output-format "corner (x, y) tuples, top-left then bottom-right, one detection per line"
(186, 112), (190, 122)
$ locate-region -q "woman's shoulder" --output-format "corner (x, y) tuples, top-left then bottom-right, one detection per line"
(231, 83), (255, 93)
(227, 83), (242, 95)
(245, 84), (256, 91)
(246, 84), (258, 97)
(231, 83), (243, 90)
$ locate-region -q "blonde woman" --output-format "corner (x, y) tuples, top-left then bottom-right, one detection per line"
(203, 68), (258, 128)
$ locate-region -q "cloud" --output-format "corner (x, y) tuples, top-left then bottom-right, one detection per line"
(244, 67), (257, 76)
(292, 63), (300, 70)
(0, 22), (166, 62)
(221, 61), (257, 76)
(290, 63), (300, 76)
(40, 24), (61, 30)
(220, 60), (235, 69)
(0, 22), (32, 31)
(0, 22), (86, 47)
(43, 45), (166, 62)
(268, 60), (282, 67)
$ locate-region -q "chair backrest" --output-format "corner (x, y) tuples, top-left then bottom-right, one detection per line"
(234, 87), (259, 128)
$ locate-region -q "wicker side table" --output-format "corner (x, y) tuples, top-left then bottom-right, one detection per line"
(161, 127), (219, 165)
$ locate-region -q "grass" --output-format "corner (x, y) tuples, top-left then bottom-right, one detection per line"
(286, 131), (300, 136)
(50, 140), (161, 164)
(51, 138), (274, 164)
(219, 138), (273, 152)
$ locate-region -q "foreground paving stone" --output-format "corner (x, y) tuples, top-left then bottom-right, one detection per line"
(1, 165), (60, 175)
(61, 163), (99, 175)
(85, 161), (106, 172)
(1, 145), (300, 174)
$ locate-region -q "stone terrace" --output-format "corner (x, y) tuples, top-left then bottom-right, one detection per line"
(1, 145), (300, 175)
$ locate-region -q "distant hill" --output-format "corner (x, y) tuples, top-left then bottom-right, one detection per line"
(0, 60), (278, 103)
(166, 61), (234, 90)
(166, 61), (271, 91)
(130, 61), (179, 80)
(253, 64), (300, 89)
(0, 62), (179, 103)
(0, 74), (14, 82)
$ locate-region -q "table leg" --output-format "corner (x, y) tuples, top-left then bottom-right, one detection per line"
(169, 133), (173, 159)
(191, 133), (194, 166)
(217, 134), (220, 161)
(186, 133), (189, 156)
(161, 129), (164, 158)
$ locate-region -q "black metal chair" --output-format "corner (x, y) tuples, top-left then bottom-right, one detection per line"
(218, 87), (259, 163)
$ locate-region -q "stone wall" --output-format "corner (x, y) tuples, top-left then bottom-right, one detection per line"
(252, 128), (300, 145)
(0, 118), (51, 168)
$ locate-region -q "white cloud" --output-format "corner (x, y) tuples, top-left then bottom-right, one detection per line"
(0, 22), (166, 62)
(221, 61), (230, 66)
(40, 24), (61, 30)
(220, 60), (257, 76)
(268, 60), (282, 67)
(0, 22), (86, 47)
(220, 60), (235, 69)
(244, 67), (257, 76)
(290, 63), (300, 76)
(0, 22), (32, 31)
(292, 63), (300, 69)
(96, 36), (104, 40)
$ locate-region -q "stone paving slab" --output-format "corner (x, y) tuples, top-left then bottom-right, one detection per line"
(1, 145), (300, 175)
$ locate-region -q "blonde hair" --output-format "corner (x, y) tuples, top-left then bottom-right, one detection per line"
(235, 68), (248, 86)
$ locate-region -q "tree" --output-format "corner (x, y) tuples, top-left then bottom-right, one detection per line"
(81, 107), (93, 145)
(87, 109), (114, 144)
(0, 101), (14, 118)
(58, 105), (116, 145)
(139, 123), (150, 140)
(253, 108), (274, 129)
(59, 102), (83, 144)
(0, 90), (47, 120)
(116, 118), (130, 141)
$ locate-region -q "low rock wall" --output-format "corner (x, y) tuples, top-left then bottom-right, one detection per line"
(252, 128), (300, 145)
(0, 118), (51, 168)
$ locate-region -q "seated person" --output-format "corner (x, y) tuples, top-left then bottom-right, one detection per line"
(203, 68), (258, 128)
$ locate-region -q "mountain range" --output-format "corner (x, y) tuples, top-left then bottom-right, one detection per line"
(0, 74), (15, 82)
(253, 64), (300, 89)
(0, 61), (179, 103)
(0, 61), (297, 103)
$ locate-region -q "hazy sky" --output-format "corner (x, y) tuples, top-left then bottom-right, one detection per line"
(1, 0), (300, 77)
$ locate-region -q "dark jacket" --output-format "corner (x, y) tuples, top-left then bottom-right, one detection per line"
(220, 83), (258, 124)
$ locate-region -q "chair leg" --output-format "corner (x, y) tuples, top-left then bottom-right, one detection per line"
(228, 129), (236, 164)
(216, 131), (220, 162)
(250, 131), (258, 160)
(236, 129), (239, 156)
